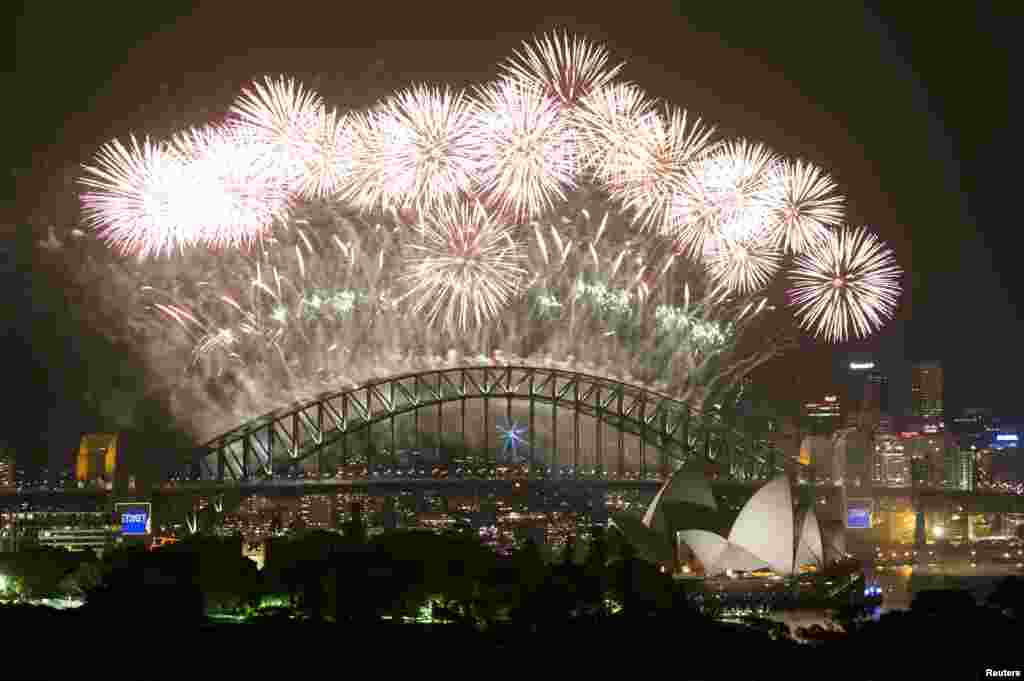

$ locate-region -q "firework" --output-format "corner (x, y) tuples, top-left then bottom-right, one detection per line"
(788, 226), (902, 343)
(616, 106), (717, 234)
(295, 107), (353, 200)
(399, 201), (526, 331)
(763, 159), (844, 254)
(575, 82), (657, 192)
(704, 238), (782, 297)
(501, 31), (624, 108)
(79, 135), (203, 258)
(228, 76), (323, 188)
(343, 85), (482, 213)
(167, 125), (292, 249)
(472, 78), (578, 219)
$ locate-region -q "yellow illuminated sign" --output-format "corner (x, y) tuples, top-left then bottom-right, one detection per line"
(76, 433), (118, 481)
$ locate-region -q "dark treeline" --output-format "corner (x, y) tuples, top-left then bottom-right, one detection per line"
(2, 507), (1023, 678)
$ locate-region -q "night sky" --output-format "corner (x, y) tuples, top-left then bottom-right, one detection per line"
(5, 2), (1019, 469)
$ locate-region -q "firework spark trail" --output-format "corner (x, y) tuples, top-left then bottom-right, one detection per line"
(788, 226), (902, 343)
(399, 201), (527, 331)
(501, 31), (625, 108)
(472, 78), (579, 220)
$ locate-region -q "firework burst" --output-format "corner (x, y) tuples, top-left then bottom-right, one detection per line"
(79, 135), (203, 258)
(673, 139), (778, 255)
(575, 82), (657, 193)
(764, 159), (844, 254)
(399, 201), (526, 332)
(167, 125), (292, 249)
(617, 106), (717, 234)
(294, 107), (353, 200)
(704, 238), (782, 297)
(501, 31), (624, 108)
(788, 226), (902, 343)
(472, 78), (579, 219)
(350, 85), (483, 213)
(228, 76), (323, 188)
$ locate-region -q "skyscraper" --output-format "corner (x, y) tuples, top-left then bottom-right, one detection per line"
(911, 361), (944, 427)
(844, 359), (889, 429)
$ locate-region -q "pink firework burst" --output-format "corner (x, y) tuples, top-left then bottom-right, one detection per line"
(168, 125), (292, 249)
(501, 31), (625, 109)
(79, 135), (203, 258)
(399, 201), (526, 332)
(788, 226), (902, 343)
(472, 78), (578, 220)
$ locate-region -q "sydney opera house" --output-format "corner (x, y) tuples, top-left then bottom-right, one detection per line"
(612, 472), (847, 577)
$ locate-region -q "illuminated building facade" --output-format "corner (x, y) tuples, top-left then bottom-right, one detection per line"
(911, 361), (944, 428)
(805, 394), (842, 436)
(843, 360), (889, 430)
(0, 444), (13, 488)
(75, 433), (118, 487)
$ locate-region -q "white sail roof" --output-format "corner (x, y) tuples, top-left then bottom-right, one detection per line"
(728, 476), (795, 575)
(677, 530), (730, 573)
(643, 468), (718, 530)
(794, 507), (824, 568)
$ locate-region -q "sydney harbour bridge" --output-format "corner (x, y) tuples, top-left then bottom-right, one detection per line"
(6, 365), (1024, 538)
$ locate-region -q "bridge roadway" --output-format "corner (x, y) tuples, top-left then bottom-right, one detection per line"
(3, 480), (1023, 513)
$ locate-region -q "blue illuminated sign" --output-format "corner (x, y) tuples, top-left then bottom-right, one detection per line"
(116, 502), (151, 536)
(996, 434), (1019, 442)
(847, 502), (872, 529)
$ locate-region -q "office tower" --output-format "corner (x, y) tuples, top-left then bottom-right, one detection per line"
(911, 361), (944, 427)
(844, 359), (889, 429)
(805, 394), (842, 436)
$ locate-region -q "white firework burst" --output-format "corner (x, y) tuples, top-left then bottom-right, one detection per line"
(349, 85), (483, 212)
(472, 78), (579, 219)
(617, 106), (717, 234)
(399, 201), (526, 332)
(501, 31), (625, 108)
(574, 82), (658, 194)
(705, 238), (782, 297)
(228, 75), (323, 188)
(764, 159), (844, 254)
(788, 226), (902, 343)
(295, 107), (353, 200)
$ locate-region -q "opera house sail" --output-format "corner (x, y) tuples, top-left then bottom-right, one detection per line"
(613, 471), (830, 577)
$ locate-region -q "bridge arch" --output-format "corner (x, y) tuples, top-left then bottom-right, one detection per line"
(177, 365), (783, 483)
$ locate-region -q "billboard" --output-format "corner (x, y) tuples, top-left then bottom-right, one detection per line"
(846, 499), (873, 529)
(116, 502), (152, 536)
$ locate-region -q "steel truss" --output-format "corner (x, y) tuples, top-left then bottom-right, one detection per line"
(177, 366), (784, 484)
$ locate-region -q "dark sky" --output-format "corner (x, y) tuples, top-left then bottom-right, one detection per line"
(5, 1), (1019, 467)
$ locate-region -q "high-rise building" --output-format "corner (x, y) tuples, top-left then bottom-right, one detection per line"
(911, 361), (944, 427)
(843, 359), (889, 429)
(805, 394), (842, 436)
(0, 443), (14, 487)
